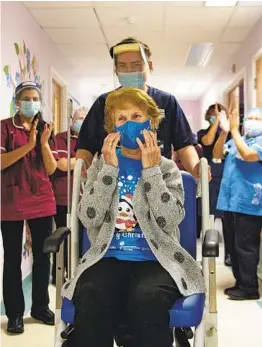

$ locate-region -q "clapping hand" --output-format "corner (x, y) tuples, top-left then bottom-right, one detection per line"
(28, 119), (38, 148)
(229, 110), (240, 133)
(41, 122), (53, 146)
(218, 110), (230, 133)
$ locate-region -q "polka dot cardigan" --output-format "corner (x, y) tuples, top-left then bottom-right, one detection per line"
(62, 156), (205, 300)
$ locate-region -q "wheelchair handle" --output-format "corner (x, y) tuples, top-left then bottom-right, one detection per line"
(69, 158), (86, 278)
(43, 227), (71, 254)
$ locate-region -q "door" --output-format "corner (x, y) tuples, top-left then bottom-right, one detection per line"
(52, 79), (62, 134)
(228, 86), (239, 116)
(227, 79), (244, 131)
(256, 56), (262, 107)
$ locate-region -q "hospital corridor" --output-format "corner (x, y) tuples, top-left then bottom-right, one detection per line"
(1, 1), (262, 347)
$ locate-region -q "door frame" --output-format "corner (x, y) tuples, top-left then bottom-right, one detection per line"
(223, 67), (247, 114)
(252, 48), (262, 107)
(50, 67), (68, 132)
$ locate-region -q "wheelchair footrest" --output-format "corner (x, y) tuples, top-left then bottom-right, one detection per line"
(61, 324), (75, 340)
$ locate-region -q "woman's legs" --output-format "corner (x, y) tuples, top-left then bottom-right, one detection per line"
(127, 261), (181, 347)
(1, 221), (25, 319)
(221, 216), (231, 266)
(224, 212), (262, 299)
(224, 212), (240, 285)
(71, 258), (130, 347)
(28, 216), (53, 313)
(230, 213), (262, 298)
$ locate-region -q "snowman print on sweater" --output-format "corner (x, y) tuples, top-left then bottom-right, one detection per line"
(116, 173), (140, 233)
(116, 194), (137, 232)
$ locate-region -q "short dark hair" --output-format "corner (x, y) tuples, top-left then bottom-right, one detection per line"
(205, 103), (227, 121)
(109, 37), (152, 60)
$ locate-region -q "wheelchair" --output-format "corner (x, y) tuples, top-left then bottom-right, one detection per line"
(44, 158), (219, 347)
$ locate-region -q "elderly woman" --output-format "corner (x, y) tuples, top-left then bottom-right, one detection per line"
(62, 88), (205, 347)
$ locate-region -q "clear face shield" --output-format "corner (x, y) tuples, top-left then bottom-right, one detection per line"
(113, 43), (150, 89)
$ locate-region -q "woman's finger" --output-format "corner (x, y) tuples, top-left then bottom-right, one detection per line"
(49, 122), (53, 132)
(148, 131), (157, 147)
(228, 99), (234, 115)
(136, 137), (144, 151)
(111, 133), (120, 149)
(215, 103), (219, 115)
(32, 120), (38, 132)
(104, 133), (115, 147)
(143, 130), (153, 148)
(103, 134), (113, 144)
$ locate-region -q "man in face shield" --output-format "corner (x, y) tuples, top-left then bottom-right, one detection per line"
(76, 37), (202, 179)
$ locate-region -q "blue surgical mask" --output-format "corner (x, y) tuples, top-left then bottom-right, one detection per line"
(209, 115), (217, 125)
(72, 119), (83, 134)
(20, 101), (41, 118)
(243, 119), (262, 138)
(115, 120), (151, 149)
(117, 72), (145, 89)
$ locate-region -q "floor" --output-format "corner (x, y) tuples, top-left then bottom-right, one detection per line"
(1, 242), (262, 347)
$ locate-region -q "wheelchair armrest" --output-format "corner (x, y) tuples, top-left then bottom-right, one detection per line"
(43, 227), (71, 254)
(202, 229), (219, 257)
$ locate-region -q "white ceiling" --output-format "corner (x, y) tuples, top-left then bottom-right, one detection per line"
(23, 1), (262, 100)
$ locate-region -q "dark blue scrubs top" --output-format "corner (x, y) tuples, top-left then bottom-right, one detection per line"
(76, 86), (196, 159)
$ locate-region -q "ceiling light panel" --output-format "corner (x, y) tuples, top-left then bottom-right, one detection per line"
(205, 0), (237, 6)
(186, 43), (214, 67)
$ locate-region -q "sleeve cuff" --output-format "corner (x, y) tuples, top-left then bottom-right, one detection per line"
(52, 150), (59, 161)
(252, 144), (262, 161)
(142, 165), (162, 179)
(100, 163), (119, 177)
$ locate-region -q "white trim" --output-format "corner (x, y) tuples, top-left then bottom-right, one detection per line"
(252, 48), (262, 108)
(50, 67), (68, 133)
(57, 149), (68, 154)
(12, 115), (23, 129)
(223, 67), (247, 115)
(0, 147), (7, 152)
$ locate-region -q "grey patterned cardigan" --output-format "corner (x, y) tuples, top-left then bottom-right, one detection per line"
(62, 155), (205, 300)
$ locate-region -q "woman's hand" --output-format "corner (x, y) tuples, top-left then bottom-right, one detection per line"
(218, 110), (230, 133)
(229, 110), (240, 133)
(28, 119), (38, 148)
(212, 103), (220, 125)
(102, 133), (120, 167)
(137, 130), (161, 169)
(41, 122), (53, 146)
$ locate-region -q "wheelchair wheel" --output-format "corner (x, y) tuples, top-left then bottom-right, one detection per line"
(174, 327), (191, 347)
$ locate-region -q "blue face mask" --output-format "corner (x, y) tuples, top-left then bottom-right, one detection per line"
(72, 119), (83, 134)
(115, 120), (151, 149)
(117, 72), (145, 89)
(243, 119), (262, 138)
(20, 101), (41, 118)
(209, 115), (217, 125)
